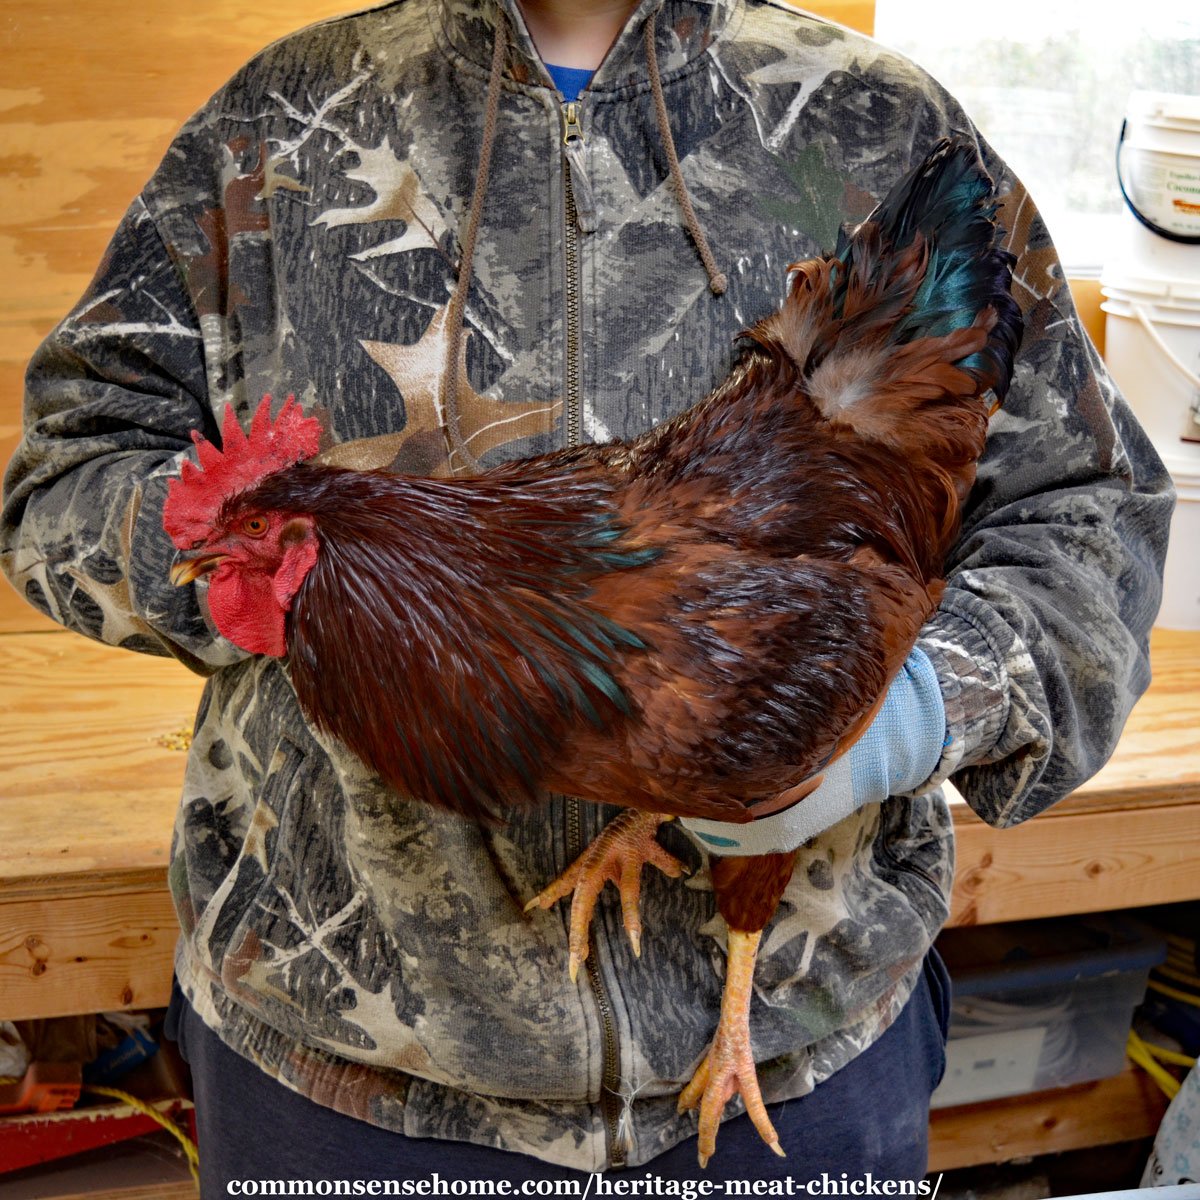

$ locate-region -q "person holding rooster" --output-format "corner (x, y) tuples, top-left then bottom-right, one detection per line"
(0, 0), (1172, 1194)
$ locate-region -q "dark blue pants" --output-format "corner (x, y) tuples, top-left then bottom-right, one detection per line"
(166, 952), (949, 1197)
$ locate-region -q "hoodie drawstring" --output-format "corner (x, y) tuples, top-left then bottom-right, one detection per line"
(443, 11), (508, 476)
(443, 8), (729, 474)
(644, 19), (728, 297)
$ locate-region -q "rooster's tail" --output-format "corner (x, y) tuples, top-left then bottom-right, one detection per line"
(750, 136), (1023, 468)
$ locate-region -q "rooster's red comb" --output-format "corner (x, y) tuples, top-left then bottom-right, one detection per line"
(163, 394), (322, 547)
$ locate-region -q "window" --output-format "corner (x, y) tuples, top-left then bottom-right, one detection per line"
(873, 1), (1200, 273)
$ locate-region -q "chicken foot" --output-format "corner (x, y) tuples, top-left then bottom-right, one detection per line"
(525, 809), (687, 981)
(678, 928), (785, 1167)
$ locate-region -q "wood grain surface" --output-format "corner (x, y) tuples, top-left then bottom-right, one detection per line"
(949, 801), (1200, 926)
(0, 888), (180, 1020)
(948, 627), (1200, 924)
(0, 624), (1196, 1016)
(0, 633), (203, 900)
(927, 1064), (1168, 1171)
(1070, 628), (1200, 803)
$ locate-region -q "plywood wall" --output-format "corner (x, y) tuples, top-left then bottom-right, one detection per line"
(0, 1), (871, 634)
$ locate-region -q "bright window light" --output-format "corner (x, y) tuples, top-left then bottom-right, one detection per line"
(873, 1), (1200, 274)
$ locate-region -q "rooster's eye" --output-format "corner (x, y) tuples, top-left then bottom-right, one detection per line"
(242, 516), (269, 537)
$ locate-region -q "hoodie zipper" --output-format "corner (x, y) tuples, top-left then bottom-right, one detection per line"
(561, 100), (585, 447)
(560, 97), (626, 1169)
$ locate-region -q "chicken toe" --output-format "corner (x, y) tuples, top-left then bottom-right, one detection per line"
(525, 810), (685, 980)
(678, 928), (784, 1167)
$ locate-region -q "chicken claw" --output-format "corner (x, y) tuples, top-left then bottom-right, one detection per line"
(525, 810), (685, 981)
(678, 928), (784, 1167)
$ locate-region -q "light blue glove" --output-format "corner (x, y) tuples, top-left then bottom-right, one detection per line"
(681, 647), (946, 856)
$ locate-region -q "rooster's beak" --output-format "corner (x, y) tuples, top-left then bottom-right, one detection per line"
(170, 551), (227, 587)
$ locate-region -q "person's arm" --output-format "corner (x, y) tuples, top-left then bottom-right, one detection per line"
(911, 120), (1174, 828)
(1, 119), (246, 673)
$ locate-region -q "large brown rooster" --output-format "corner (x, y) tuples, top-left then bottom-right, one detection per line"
(165, 138), (1021, 1165)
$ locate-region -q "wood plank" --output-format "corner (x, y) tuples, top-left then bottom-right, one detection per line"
(947, 627), (1200, 926)
(0, 632), (204, 900)
(1, 627), (1197, 910)
(1069, 277), (1106, 358)
(8, 802), (1197, 1009)
(928, 1064), (1168, 1171)
(791, 1), (875, 35)
(949, 802), (1200, 926)
(0, 890), (177, 1020)
(0, 1), (356, 325)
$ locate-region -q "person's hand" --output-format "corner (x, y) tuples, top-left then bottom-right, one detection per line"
(681, 647), (946, 856)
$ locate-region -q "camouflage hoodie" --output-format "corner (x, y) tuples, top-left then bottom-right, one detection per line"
(0, 0), (1173, 1171)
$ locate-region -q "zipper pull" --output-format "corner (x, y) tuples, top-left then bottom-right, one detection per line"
(561, 101), (598, 234)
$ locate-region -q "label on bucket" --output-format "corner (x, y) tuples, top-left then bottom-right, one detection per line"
(1124, 146), (1200, 239)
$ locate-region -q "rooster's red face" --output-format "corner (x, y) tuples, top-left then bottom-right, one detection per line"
(170, 507), (318, 657)
(163, 395), (324, 657)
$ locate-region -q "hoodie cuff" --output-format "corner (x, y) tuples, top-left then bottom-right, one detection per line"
(915, 605), (1010, 789)
(681, 752), (858, 856)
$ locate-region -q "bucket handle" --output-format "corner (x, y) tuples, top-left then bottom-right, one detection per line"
(1117, 118), (1200, 246)
(1130, 302), (1200, 393)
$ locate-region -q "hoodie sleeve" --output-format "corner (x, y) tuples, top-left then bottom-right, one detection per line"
(0, 121), (247, 673)
(912, 129), (1175, 828)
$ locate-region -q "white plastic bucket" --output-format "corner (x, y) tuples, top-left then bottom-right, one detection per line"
(1105, 93), (1200, 627)
(1101, 277), (1200, 629)
(1104, 91), (1200, 628)
(1100, 274), (1200, 451)
(1118, 91), (1200, 253)
(1158, 456), (1200, 631)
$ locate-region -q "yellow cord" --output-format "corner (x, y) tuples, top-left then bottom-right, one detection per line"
(81, 1084), (200, 1186)
(1127, 1030), (1184, 1100)
(1154, 961), (1200, 989)
(1148, 977), (1200, 1008)
(1139, 1040), (1198, 1069)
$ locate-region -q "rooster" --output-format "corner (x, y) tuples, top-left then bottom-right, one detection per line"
(165, 137), (1021, 1165)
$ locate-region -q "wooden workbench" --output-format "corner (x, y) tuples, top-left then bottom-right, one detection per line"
(951, 626), (1200, 924)
(1, 626), (1198, 1172)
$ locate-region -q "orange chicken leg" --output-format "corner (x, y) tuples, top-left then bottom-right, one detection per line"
(678, 928), (786, 1166)
(679, 849), (799, 1165)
